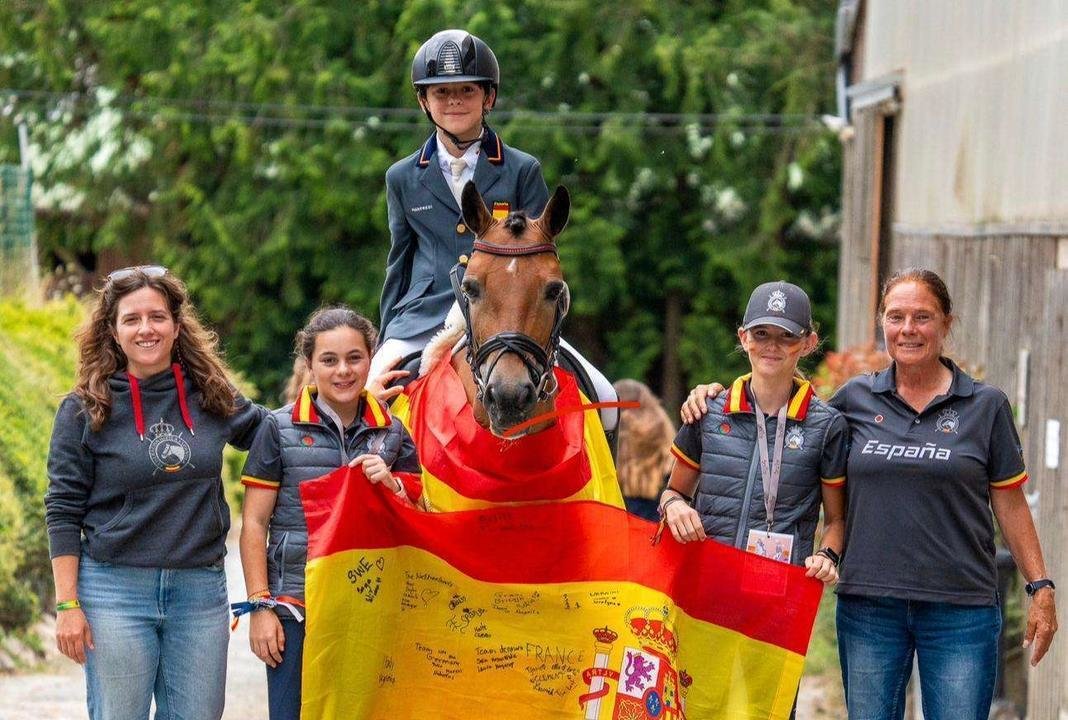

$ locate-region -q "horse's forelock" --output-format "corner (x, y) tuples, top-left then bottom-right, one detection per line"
(502, 213), (528, 237)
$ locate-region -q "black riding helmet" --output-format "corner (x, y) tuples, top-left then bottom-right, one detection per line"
(411, 29), (500, 107)
(412, 30), (499, 150)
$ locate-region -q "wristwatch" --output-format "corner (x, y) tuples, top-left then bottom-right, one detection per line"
(816, 547), (841, 567)
(1025, 578), (1056, 596)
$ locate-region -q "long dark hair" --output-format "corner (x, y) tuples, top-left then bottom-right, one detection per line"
(74, 270), (237, 430)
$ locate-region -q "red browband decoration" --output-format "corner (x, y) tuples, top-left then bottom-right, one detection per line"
(472, 239), (558, 257)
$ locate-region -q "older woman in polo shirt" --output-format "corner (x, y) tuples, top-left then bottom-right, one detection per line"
(682, 268), (1058, 720)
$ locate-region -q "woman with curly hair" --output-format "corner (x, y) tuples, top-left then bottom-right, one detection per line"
(45, 266), (266, 720)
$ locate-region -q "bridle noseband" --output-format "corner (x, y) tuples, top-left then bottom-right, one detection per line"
(450, 238), (568, 404)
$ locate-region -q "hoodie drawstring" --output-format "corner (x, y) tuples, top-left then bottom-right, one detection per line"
(171, 363), (196, 436)
(128, 363), (197, 441)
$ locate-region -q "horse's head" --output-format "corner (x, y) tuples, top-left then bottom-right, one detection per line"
(454, 182), (571, 437)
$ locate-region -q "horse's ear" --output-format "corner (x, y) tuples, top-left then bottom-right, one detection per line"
(460, 181), (494, 237)
(540, 185), (570, 239)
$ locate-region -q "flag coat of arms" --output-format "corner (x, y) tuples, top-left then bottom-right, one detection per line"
(300, 467), (823, 719)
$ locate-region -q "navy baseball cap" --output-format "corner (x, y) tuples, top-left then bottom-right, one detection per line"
(742, 281), (813, 335)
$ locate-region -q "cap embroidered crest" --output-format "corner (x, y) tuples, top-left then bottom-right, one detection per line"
(767, 290), (787, 313)
(936, 408), (959, 433)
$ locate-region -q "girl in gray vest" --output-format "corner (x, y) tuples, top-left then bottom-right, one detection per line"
(658, 281), (848, 583)
(238, 306), (420, 720)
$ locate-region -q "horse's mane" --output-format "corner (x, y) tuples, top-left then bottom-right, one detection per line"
(420, 302), (466, 377)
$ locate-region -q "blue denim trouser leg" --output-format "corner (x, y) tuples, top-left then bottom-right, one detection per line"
(79, 553), (229, 720)
(836, 594), (1000, 720)
(266, 616), (306, 720)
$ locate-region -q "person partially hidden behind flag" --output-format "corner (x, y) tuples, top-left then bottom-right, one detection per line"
(237, 306), (421, 720)
(613, 378), (675, 522)
(658, 281), (847, 576)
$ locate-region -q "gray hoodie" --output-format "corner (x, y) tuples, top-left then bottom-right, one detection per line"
(45, 366), (266, 567)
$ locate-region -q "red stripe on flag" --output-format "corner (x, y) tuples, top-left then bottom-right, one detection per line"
(301, 466), (822, 656)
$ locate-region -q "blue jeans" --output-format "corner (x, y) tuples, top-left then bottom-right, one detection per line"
(266, 616), (306, 720)
(79, 552), (229, 720)
(836, 593), (1001, 720)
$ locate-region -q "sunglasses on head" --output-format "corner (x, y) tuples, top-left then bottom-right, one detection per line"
(105, 265), (168, 284)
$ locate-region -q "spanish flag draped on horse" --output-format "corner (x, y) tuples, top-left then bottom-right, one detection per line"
(390, 357), (623, 511)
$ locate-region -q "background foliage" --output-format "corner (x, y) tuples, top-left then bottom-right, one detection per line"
(0, 298), (81, 634)
(0, 0), (841, 408)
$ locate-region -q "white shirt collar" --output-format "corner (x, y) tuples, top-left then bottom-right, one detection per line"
(436, 135), (481, 174)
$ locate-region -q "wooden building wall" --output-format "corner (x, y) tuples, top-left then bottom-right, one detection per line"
(837, 1), (1068, 715)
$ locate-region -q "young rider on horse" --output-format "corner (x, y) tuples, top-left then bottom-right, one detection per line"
(371, 29), (618, 436)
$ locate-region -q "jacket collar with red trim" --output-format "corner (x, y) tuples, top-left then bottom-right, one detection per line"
(416, 127), (504, 168)
(292, 386), (392, 428)
(722, 373), (815, 421)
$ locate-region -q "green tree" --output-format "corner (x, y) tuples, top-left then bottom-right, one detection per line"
(0, 0), (841, 408)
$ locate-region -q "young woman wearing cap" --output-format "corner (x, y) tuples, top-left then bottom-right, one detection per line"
(44, 266), (267, 720)
(371, 29), (620, 437)
(659, 281), (848, 589)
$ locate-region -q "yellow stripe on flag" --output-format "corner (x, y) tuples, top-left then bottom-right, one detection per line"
(303, 548), (804, 720)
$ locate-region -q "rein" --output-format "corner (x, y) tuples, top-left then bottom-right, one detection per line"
(450, 240), (568, 405)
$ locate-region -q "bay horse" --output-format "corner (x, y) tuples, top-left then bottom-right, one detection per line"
(390, 183), (622, 511)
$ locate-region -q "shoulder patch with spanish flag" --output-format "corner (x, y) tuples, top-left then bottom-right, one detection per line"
(292, 385), (321, 424)
(360, 390), (392, 428)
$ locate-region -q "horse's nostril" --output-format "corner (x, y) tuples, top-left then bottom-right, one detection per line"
(483, 385), (496, 405)
(518, 383), (536, 409)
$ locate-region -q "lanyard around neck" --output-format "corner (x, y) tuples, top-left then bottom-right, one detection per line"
(752, 398), (788, 529)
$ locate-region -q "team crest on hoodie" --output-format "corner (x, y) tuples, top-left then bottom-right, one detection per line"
(148, 418), (194, 474)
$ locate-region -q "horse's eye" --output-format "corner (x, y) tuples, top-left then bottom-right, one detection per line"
(544, 281), (566, 302)
(461, 279), (481, 300)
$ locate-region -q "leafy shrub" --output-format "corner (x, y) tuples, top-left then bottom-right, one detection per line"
(0, 296), (82, 631)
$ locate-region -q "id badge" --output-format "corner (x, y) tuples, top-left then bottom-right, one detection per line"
(745, 529), (795, 565)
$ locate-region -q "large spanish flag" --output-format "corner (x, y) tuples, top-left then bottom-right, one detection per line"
(300, 467), (823, 720)
(390, 358), (623, 511)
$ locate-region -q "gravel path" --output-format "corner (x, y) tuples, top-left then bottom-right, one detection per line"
(0, 533), (268, 720)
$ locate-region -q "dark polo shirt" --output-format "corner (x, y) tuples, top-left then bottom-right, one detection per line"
(830, 358), (1027, 605)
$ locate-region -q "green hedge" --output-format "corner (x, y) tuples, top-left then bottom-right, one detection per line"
(0, 296), (81, 631)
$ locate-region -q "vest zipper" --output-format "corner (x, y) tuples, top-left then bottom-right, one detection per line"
(277, 531), (289, 592)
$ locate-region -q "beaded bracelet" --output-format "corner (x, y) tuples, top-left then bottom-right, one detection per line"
(56, 599), (81, 612)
